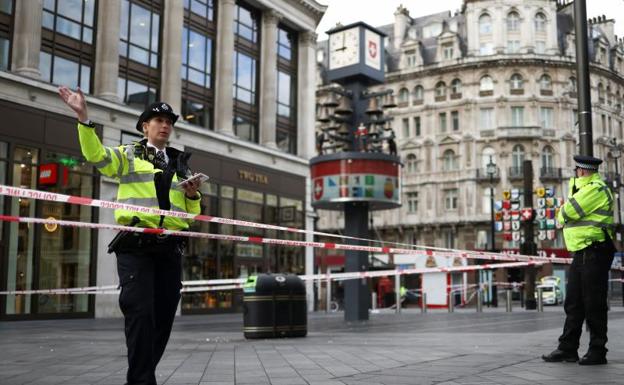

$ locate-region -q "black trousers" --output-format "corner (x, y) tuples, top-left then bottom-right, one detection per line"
(557, 243), (614, 355)
(116, 245), (182, 385)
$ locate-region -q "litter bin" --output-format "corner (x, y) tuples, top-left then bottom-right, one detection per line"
(243, 273), (307, 339)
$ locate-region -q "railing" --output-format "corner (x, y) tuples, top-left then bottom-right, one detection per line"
(540, 167), (562, 180)
(475, 167), (501, 181)
(508, 166), (525, 180)
(497, 126), (542, 138)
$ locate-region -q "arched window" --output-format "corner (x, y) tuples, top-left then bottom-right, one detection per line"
(480, 75), (494, 92)
(435, 81), (447, 99)
(451, 78), (462, 95)
(542, 146), (555, 169)
(406, 154), (418, 173)
(512, 144), (525, 169)
(443, 149), (457, 171)
(539, 74), (552, 92)
(510, 73), (523, 91)
(479, 13), (492, 35)
(568, 76), (577, 91)
(413, 85), (424, 101)
(507, 11), (520, 32)
(534, 12), (546, 32)
(481, 147), (496, 168)
(606, 85), (612, 105)
(598, 83), (605, 103)
(398, 87), (410, 103)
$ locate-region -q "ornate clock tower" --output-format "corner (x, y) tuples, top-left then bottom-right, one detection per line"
(312, 22), (401, 322)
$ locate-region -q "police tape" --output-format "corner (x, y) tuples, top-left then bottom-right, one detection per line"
(0, 184), (408, 248)
(0, 213), (574, 268)
(0, 260), (543, 296)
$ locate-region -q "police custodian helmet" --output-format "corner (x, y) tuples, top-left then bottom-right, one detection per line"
(573, 155), (603, 171)
(135, 102), (179, 132)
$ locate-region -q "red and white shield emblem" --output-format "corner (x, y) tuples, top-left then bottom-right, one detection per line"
(313, 178), (324, 201)
(368, 41), (377, 58)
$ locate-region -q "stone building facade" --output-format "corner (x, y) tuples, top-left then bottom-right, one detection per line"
(316, 0), (624, 258)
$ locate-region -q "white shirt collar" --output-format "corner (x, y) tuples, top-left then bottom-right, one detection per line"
(146, 142), (169, 164)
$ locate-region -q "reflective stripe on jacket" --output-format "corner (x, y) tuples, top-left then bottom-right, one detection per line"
(77, 122), (200, 230)
(557, 173), (614, 251)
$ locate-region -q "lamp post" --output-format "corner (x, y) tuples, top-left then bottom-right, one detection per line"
(486, 155), (497, 306)
(609, 138), (623, 306)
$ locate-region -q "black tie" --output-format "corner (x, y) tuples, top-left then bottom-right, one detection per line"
(153, 150), (167, 170)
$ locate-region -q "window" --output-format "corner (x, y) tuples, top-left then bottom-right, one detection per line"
(181, 0), (215, 130)
(507, 11), (520, 32)
(406, 50), (418, 67)
(480, 108), (494, 130)
(510, 73), (523, 91)
(511, 106), (524, 126)
(601, 114), (606, 134)
(443, 149), (457, 171)
(407, 192), (419, 213)
(480, 42), (494, 56)
(233, 3), (260, 143)
(42, 0), (95, 43)
(479, 14), (492, 35)
(535, 40), (545, 54)
(435, 81), (446, 100)
(451, 78), (462, 95)
(606, 85), (612, 106)
(598, 83), (605, 103)
(444, 189), (458, 210)
(512, 144), (525, 168)
(542, 146), (554, 169)
(119, 0), (161, 109)
(439, 112), (447, 133)
(451, 111), (459, 131)
(398, 87), (409, 103)
(0, 0), (9, 70)
(535, 12), (546, 33)
(414, 116), (421, 136)
(480, 75), (494, 93)
(423, 23), (442, 38)
(276, 26), (298, 154)
(406, 154), (417, 173)
(40, 0), (95, 93)
(402, 118), (410, 137)
(413, 85), (424, 102)
(443, 43), (453, 59)
(568, 76), (577, 92)
(481, 147), (496, 168)
(539, 74), (552, 93)
(507, 40), (520, 53)
(540, 107), (553, 128)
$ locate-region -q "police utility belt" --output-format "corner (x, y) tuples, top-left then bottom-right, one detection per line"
(107, 217), (186, 254)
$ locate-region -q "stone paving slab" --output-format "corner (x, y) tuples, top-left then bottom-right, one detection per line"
(2, 306), (624, 384)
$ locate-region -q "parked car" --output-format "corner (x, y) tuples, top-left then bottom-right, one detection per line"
(535, 284), (563, 305)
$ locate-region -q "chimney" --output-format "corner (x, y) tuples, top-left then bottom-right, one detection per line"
(393, 4), (411, 50)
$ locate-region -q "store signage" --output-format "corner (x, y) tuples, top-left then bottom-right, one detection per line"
(39, 163), (58, 185)
(238, 170), (269, 185)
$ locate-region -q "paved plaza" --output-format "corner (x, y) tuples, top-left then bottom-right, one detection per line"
(2, 306), (624, 385)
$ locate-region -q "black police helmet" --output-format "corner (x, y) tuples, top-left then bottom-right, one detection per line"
(135, 102), (179, 133)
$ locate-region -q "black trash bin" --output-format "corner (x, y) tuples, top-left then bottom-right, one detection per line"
(243, 273), (307, 339)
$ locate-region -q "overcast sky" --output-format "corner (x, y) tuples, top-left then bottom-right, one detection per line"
(315, 0), (624, 41)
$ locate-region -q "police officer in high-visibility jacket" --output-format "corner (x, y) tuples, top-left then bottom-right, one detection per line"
(58, 86), (202, 385)
(543, 155), (616, 365)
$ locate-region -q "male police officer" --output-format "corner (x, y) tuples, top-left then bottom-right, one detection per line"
(542, 155), (616, 365)
(58, 86), (202, 384)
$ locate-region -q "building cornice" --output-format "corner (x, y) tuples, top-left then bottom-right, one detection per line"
(291, 0), (327, 23)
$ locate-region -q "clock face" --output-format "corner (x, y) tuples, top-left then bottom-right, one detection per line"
(329, 27), (360, 70)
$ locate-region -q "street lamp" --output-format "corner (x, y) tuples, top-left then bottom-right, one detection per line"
(609, 138), (624, 306)
(486, 155), (498, 306)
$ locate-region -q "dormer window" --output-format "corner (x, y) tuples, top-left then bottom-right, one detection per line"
(443, 43), (453, 60)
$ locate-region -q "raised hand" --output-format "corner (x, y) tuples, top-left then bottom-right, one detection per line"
(58, 86), (88, 122)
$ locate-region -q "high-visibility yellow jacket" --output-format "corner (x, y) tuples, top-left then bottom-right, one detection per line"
(557, 173), (614, 252)
(77, 122), (200, 230)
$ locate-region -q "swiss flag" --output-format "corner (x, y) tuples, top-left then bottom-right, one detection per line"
(368, 41), (377, 58)
(313, 178), (324, 201)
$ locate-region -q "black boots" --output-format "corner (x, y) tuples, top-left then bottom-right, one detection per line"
(578, 352), (607, 365)
(541, 349), (579, 363)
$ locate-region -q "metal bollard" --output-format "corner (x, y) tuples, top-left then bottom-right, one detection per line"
(325, 271), (332, 313)
(537, 287), (544, 312)
(395, 271), (401, 314)
(421, 292), (427, 313)
(448, 290), (454, 313)
(506, 289), (513, 312)
(476, 290), (483, 313)
(371, 292), (377, 310)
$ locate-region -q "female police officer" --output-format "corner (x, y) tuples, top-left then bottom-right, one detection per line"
(59, 86), (202, 385)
